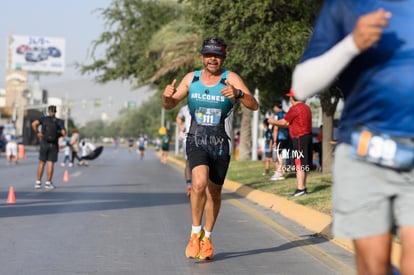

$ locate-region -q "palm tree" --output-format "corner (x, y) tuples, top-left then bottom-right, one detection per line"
(143, 19), (202, 85)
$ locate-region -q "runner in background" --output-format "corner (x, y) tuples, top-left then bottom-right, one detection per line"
(159, 127), (170, 164)
(176, 105), (192, 196)
(136, 133), (147, 160)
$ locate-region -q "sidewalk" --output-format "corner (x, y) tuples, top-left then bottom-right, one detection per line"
(167, 156), (402, 269)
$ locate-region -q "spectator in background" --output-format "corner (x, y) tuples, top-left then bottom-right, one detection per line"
(60, 137), (71, 167)
(5, 135), (18, 164)
(0, 134), (6, 158)
(32, 105), (66, 190)
(269, 90), (312, 196)
(78, 139), (96, 167)
(269, 99), (290, 181)
(69, 128), (81, 167)
(262, 118), (274, 176)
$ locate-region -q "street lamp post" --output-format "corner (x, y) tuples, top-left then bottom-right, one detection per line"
(251, 88), (260, 161)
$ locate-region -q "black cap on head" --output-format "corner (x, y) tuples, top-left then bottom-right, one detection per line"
(201, 36), (227, 57)
(48, 105), (57, 113)
(273, 100), (282, 109)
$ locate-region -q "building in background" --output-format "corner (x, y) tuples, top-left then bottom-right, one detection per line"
(0, 89), (6, 108)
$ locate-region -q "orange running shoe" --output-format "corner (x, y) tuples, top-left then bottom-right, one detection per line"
(186, 185), (192, 196)
(185, 230), (204, 258)
(198, 237), (214, 260)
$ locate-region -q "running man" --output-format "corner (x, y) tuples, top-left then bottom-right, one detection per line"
(162, 36), (259, 260)
(292, 2), (414, 273)
(136, 133), (147, 160)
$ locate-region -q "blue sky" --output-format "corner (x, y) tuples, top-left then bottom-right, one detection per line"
(1, 0), (112, 87)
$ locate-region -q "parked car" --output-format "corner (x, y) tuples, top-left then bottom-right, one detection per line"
(47, 46), (61, 58)
(24, 47), (49, 62)
(16, 44), (31, 54)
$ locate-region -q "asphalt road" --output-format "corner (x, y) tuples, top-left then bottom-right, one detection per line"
(0, 147), (356, 275)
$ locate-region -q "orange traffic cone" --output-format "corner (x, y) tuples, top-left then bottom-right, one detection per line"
(6, 186), (16, 204)
(63, 169), (70, 182)
(18, 144), (26, 159)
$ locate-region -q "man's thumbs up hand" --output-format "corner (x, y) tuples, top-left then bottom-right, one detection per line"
(164, 79), (177, 98)
(221, 79), (238, 99)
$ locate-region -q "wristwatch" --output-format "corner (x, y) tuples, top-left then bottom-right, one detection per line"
(235, 89), (244, 99)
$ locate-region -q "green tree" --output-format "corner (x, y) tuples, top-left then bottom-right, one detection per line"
(80, 0), (338, 170)
(106, 120), (122, 138)
(184, 0), (323, 103)
(80, 120), (107, 138)
(79, 0), (181, 86)
(146, 18), (202, 85)
(79, 0), (192, 139)
(184, 0), (323, 160)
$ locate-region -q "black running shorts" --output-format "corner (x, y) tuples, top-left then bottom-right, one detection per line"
(291, 134), (313, 169)
(39, 141), (59, 162)
(186, 136), (231, 186)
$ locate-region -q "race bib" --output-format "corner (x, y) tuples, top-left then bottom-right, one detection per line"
(351, 129), (414, 171)
(195, 107), (222, 126)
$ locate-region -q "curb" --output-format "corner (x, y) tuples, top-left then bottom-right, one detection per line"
(167, 156), (401, 268)
(223, 178), (353, 251)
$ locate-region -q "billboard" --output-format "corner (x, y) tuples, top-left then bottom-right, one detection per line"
(9, 35), (65, 73)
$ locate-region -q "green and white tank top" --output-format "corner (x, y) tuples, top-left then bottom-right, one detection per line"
(187, 70), (235, 140)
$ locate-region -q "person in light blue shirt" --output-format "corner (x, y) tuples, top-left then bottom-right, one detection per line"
(60, 137), (71, 167)
(269, 99), (290, 181)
